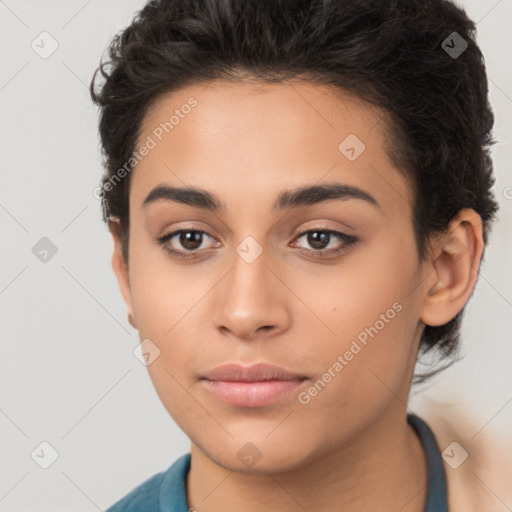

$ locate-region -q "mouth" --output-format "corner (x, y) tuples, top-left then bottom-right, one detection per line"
(200, 362), (309, 408)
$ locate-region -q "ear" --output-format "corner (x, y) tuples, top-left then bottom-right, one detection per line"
(420, 209), (484, 327)
(108, 218), (137, 329)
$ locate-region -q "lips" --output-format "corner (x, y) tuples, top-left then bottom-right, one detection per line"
(201, 362), (307, 382)
(200, 362), (308, 407)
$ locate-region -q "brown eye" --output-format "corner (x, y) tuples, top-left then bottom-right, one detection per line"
(305, 231), (331, 250)
(293, 229), (358, 257)
(178, 231), (204, 251)
(156, 228), (218, 259)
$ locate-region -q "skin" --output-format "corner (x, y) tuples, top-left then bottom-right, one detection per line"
(109, 79), (484, 512)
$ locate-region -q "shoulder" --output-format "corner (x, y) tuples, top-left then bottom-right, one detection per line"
(106, 453), (191, 512)
(417, 407), (512, 512)
(106, 471), (165, 512)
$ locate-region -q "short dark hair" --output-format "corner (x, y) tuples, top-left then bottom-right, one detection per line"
(90, 0), (498, 384)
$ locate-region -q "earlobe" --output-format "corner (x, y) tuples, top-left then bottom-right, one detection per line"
(108, 218), (137, 329)
(420, 209), (484, 327)
(128, 312), (137, 328)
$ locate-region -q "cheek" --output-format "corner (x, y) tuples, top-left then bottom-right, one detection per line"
(299, 236), (420, 403)
(127, 231), (214, 385)
(305, 230), (418, 341)
(293, 298), (418, 443)
(128, 227), (205, 337)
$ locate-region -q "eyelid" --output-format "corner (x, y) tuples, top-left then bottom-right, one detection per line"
(290, 221), (353, 237)
(157, 226), (218, 247)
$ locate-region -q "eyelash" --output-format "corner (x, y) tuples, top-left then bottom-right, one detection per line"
(156, 227), (358, 260)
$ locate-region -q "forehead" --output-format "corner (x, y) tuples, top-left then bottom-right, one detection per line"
(131, 79), (411, 218)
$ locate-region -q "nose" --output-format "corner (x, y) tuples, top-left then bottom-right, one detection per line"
(212, 247), (291, 342)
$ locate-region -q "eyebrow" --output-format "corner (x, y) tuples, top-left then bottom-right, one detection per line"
(142, 182), (380, 212)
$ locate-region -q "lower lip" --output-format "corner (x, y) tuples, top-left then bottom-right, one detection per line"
(201, 379), (306, 407)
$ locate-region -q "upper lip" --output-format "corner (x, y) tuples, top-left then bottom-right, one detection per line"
(201, 363), (307, 382)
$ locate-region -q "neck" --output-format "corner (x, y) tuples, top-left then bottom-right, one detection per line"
(186, 405), (428, 512)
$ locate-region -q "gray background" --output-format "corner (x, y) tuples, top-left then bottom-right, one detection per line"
(1, 0), (511, 510)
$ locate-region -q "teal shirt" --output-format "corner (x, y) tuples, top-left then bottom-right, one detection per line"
(107, 414), (447, 512)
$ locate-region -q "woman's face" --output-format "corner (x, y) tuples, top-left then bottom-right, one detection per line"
(113, 79), (431, 472)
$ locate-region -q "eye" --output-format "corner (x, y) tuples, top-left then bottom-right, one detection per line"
(156, 228), (219, 259)
(291, 229), (358, 257)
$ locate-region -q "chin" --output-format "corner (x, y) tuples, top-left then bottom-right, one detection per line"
(196, 435), (317, 474)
